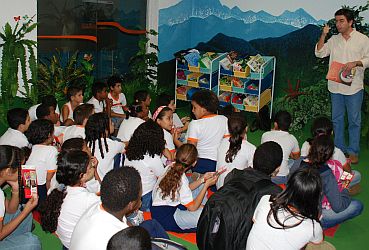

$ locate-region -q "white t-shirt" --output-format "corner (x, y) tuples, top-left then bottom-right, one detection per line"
(216, 138), (256, 189)
(26, 145), (58, 185)
(173, 113), (183, 128)
(247, 195), (323, 250)
(69, 203), (128, 250)
(152, 170), (193, 207)
(60, 102), (75, 122)
(0, 189), (5, 221)
(108, 92), (127, 115)
(29, 103), (61, 121)
(91, 138), (125, 180)
(54, 126), (66, 137)
(116, 117), (145, 142)
(62, 125), (85, 142)
(0, 128), (29, 148)
(124, 154), (165, 196)
(57, 186), (100, 248)
(301, 141), (348, 167)
(261, 130), (300, 176)
(186, 115), (229, 161)
(161, 129), (176, 165)
(87, 96), (105, 113)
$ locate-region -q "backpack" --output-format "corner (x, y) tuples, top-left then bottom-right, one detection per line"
(197, 171), (280, 250)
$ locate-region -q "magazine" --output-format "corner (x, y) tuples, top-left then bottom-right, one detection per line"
(21, 165), (38, 198)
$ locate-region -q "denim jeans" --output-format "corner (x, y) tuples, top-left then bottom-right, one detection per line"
(0, 207), (41, 250)
(331, 90), (363, 156)
(140, 191), (153, 212)
(321, 199), (363, 229)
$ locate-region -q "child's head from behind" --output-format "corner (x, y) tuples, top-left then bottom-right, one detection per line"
(36, 103), (59, 124)
(127, 101), (149, 120)
(61, 138), (91, 157)
(311, 116), (333, 137)
(134, 90), (151, 107)
(101, 167), (142, 215)
(26, 119), (54, 145)
(107, 226), (151, 250)
(7, 108), (30, 132)
(154, 106), (173, 131)
(92, 81), (108, 100)
(253, 141), (283, 176)
(156, 93), (175, 111)
(67, 86), (83, 104)
(108, 75), (123, 94)
(73, 104), (94, 126)
(269, 167), (322, 227)
(191, 90), (219, 119)
(126, 120), (165, 161)
(0, 145), (24, 182)
(308, 135), (334, 167)
(273, 110), (292, 131)
(226, 113), (247, 163)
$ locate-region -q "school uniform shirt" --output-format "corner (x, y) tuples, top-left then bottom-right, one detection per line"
(246, 195), (323, 250)
(124, 154), (165, 196)
(29, 103), (61, 121)
(69, 203), (128, 250)
(108, 92), (127, 115)
(152, 170), (193, 208)
(161, 129), (176, 165)
(116, 116), (145, 142)
(25, 145), (58, 186)
(186, 114), (229, 161)
(57, 186), (100, 248)
(87, 96), (106, 113)
(60, 102), (76, 122)
(62, 125), (85, 142)
(92, 138), (125, 180)
(261, 130), (300, 176)
(216, 138), (256, 189)
(54, 125), (66, 137)
(301, 141), (349, 168)
(0, 189), (5, 221)
(0, 128), (29, 148)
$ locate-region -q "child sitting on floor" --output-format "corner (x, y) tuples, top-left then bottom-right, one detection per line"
(25, 119), (58, 201)
(0, 108), (31, 148)
(134, 90), (152, 119)
(87, 81), (110, 114)
(261, 110), (300, 184)
(108, 75), (127, 131)
(39, 150), (99, 249)
(62, 103), (94, 142)
(151, 144), (218, 232)
(216, 113), (256, 189)
(184, 89), (229, 173)
(36, 103), (65, 142)
(61, 86), (84, 126)
(29, 95), (60, 121)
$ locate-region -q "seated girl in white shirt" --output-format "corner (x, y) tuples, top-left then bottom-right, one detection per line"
(247, 168), (324, 250)
(124, 120), (166, 211)
(39, 150), (98, 249)
(151, 144), (218, 232)
(216, 114), (256, 189)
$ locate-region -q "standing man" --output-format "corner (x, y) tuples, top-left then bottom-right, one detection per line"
(315, 8), (369, 164)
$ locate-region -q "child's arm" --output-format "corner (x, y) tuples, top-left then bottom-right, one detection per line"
(162, 148), (174, 161)
(186, 175), (217, 211)
(172, 129), (183, 148)
(46, 171), (56, 190)
(0, 195), (38, 240)
(110, 110), (126, 119)
(289, 151), (301, 160)
(4, 181), (20, 214)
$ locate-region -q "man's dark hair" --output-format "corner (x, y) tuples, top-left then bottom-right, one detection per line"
(7, 108), (29, 130)
(107, 227), (151, 250)
(101, 167), (141, 213)
(107, 75), (123, 89)
(191, 90), (219, 114)
(253, 141), (283, 175)
(92, 81), (108, 97)
(274, 110), (292, 131)
(36, 103), (52, 119)
(335, 8), (355, 24)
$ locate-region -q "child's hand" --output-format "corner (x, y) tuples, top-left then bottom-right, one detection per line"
(181, 116), (190, 124)
(203, 172), (215, 181)
(90, 156), (99, 168)
(24, 194), (38, 212)
(204, 175), (218, 187)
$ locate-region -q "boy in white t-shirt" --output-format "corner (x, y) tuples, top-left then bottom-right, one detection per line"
(0, 108), (31, 148)
(107, 75), (127, 131)
(87, 81), (110, 114)
(70, 167), (141, 250)
(29, 95), (60, 121)
(261, 110), (300, 184)
(36, 103), (65, 143)
(185, 90), (229, 173)
(62, 104), (94, 142)
(61, 86), (84, 126)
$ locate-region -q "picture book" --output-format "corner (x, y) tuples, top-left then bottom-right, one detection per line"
(21, 165), (38, 198)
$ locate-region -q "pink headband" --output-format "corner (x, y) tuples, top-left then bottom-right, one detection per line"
(153, 106), (167, 121)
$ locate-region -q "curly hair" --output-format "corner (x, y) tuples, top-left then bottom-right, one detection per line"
(85, 113), (110, 159)
(191, 89), (219, 114)
(226, 114), (247, 163)
(26, 119), (54, 145)
(39, 150), (90, 233)
(159, 144), (197, 201)
(126, 120), (165, 161)
(307, 135), (334, 167)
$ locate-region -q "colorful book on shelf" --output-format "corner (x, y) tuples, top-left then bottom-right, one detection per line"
(247, 54), (265, 72)
(326, 61), (355, 86)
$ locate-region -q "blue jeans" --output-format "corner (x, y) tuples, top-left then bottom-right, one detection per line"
(321, 199), (363, 229)
(0, 207), (41, 250)
(331, 90), (363, 156)
(140, 191), (152, 212)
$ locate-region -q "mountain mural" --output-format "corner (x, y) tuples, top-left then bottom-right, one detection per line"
(159, 0), (324, 28)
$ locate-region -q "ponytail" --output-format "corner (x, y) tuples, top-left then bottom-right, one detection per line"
(39, 188), (66, 233)
(225, 114), (247, 163)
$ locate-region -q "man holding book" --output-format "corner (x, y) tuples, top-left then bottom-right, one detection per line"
(315, 8), (369, 164)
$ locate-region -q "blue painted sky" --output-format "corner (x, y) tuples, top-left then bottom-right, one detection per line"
(159, 0), (369, 21)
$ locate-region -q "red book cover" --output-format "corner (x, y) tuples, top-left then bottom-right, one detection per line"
(21, 165), (38, 198)
(326, 61), (355, 86)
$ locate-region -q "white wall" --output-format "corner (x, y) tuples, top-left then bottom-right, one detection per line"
(0, 0), (37, 96)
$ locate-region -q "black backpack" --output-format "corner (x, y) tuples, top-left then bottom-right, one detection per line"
(197, 171), (280, 250)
